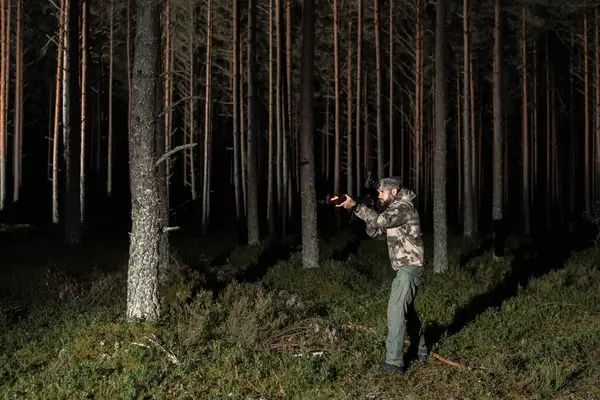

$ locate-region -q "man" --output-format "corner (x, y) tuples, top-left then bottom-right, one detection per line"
(337, 177), (428, 375)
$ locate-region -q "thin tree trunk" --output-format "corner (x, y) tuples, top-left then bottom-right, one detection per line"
(492, 0), (504, 259)
(202, 0), (213, 234)
(12, 0), (22, 203)
(233, 0), (241, 220)
(546, 37), (551, 229)
(355, 0), (362, 194)
(51, 0), (65, 223)
(521, 6), (530, 235)
(462, 0), (473, 238)
(374, 0), (384, 178)
(107, 0), (113, 196)
(596, 9), (600, 203)
(569, 31), (576, 230)
(333, 0), (340, 195)
(584, 13), (590, 216)
(64, 0), (82, 244)
(299, 0), (318, 268)
(80, 0), (88, 225)
(246, 0), (260, 244)
(346, 2), (353, 196)
(433, 0), (448, 273)
(388, 0), (393, 177)
(268, 0), (275, 237)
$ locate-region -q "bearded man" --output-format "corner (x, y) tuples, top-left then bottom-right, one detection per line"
(337, 177), (428, 375)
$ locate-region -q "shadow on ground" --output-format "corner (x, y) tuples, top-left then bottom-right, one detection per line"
(425, 226), (596, 348)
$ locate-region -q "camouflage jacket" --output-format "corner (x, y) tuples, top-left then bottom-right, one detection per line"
(353, 188), (425, 269)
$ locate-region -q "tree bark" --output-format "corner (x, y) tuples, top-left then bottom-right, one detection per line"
(246, 0), (260, 244)
(299, 0), (318, 269)
(433, 0), (447, 273)
(462, 0), (473, 238)
(492, 0), (504, 258)
(127, 0), (162, 322)
(64, 0), (82, 244)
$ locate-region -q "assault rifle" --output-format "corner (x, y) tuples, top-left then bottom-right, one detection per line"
(316, 194), (348, 205)
(317, 171), (380, 207)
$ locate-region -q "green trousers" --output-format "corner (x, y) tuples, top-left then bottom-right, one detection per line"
(386, 266), (427, 367)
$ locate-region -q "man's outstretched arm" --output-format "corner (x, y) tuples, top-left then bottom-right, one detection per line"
(354, 202), (414, 230)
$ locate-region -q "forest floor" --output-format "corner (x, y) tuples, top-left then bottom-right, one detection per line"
(1, 222), (600, 399)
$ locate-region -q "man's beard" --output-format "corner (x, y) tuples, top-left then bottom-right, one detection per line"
(378, 197), (393, 209)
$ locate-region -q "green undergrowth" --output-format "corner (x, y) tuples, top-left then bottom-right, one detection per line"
(1, 228), (600, 399)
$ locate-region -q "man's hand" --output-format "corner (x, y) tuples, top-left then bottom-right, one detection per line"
(336, 194), (357, 209)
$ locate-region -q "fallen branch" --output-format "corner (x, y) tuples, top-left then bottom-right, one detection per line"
(146, 333), (181, 365)
(345, 322), (376, 333)
(431, 352), (466, 369)
(156, 143), (198, 167)
(131, 335), (181, 365)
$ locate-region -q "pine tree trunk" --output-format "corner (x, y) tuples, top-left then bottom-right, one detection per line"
(127, 0), (162, 322)
(492, 0), (504, 258)
(299, 0), (318, 268)
(246, 0), (260, 244)
(433, 0), (448, 274)
(64, 0), (82, 245)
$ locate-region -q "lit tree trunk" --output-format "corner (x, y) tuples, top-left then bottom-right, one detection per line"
(182, 0), (196, 199)
(469, 52), (477, 235)
(596, 9), (600, 203)
(569, 32), (576, 231)
(374, 0), (383, 178)
(233, 0), (242, 221)
(388, 0), (393, 177)
(0, 0), (5, 211)
(246, 0), (260, 244)
(346, 1), (353, 196)
(286, 0), (294, 193)
(529, 42), (539, 208)
(521, 6), (530, 235)
(127, 0), (162, 322)
(456, 53), (461, 225)
(414, 0), (421, 196)
(163, 0), (172, 201)
(545, 37), (551, 229)
(267, 0), (275, 237)
(155, 10), (168, 281)
(299, 0), (318, 268)
(355, 0), (362, 194)
(492, 0), (504, 259)
(584, 13), (590, 216)
(239, 47), (247, 213)
(201, 0), (213, 235)
(107, 0), (113, 197)
(433, 0), (447, 274)
(80, 0), (87, 225)
(127, 0), (132, 132)
(12, 0), (22, 203)
(276, 0), (287, 234)
(333, 0), (340, 195)
(462, 0), (473, 238)
(64, 0), (82, 244)
(51, 0), (65, 223)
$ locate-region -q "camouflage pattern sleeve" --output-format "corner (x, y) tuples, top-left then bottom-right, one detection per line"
(354, 201), (414, 229)
(365, 222), (384, 237)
